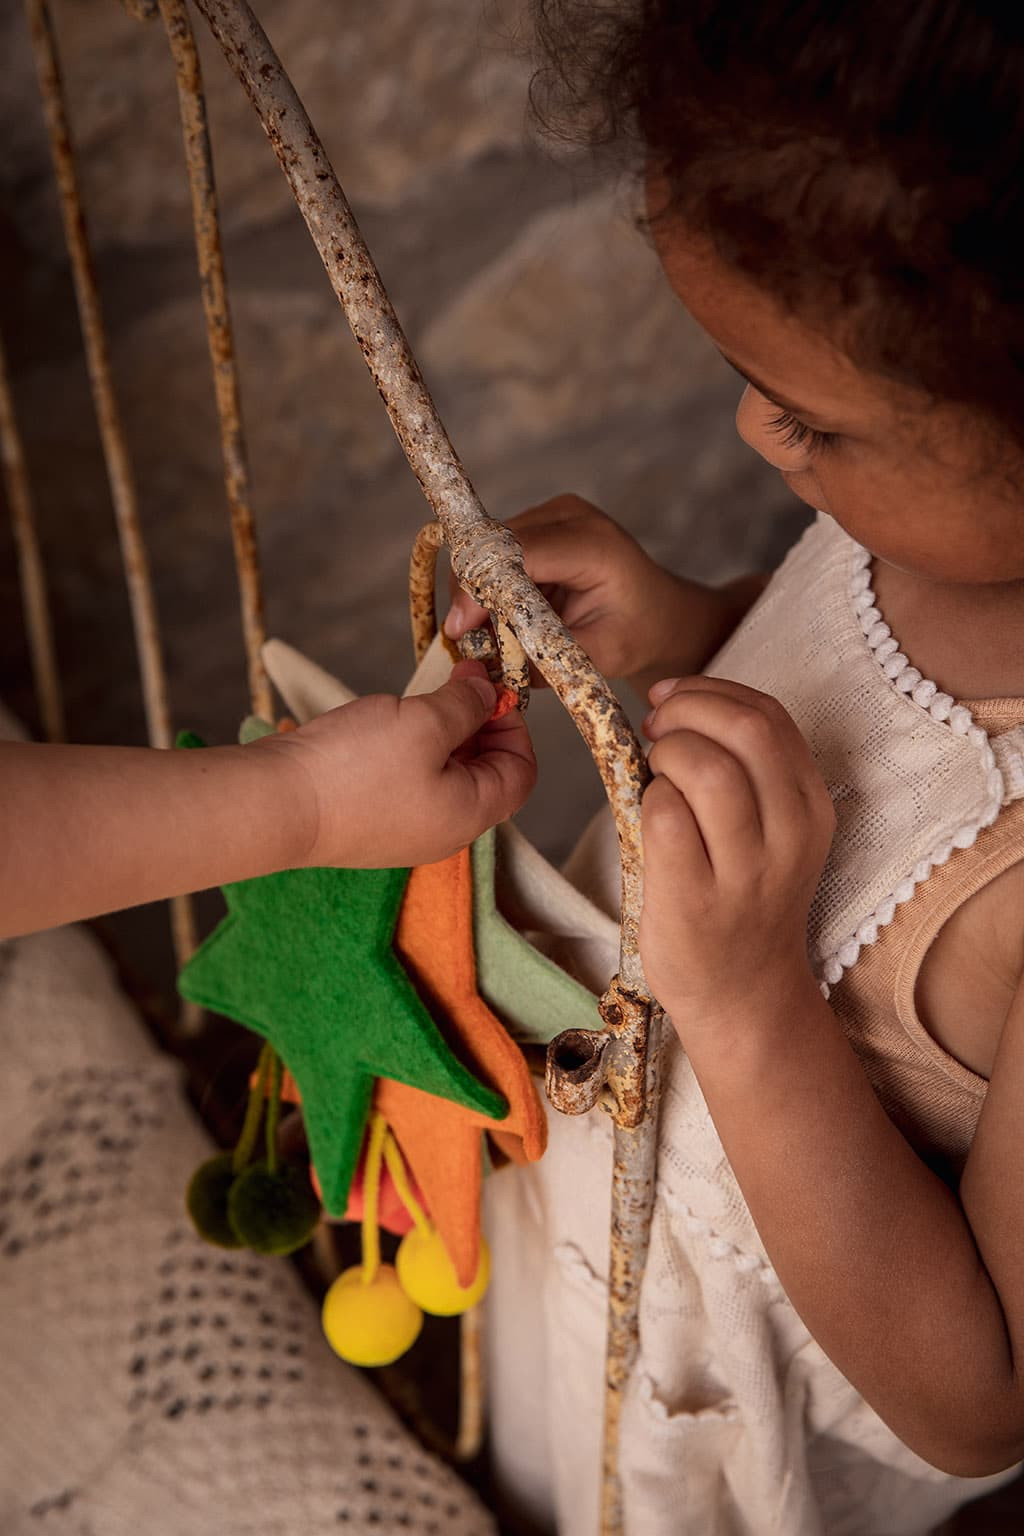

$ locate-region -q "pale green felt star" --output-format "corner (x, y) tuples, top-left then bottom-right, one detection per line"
(471, 826), (606, 1043)
(178, 864), (507, 1217)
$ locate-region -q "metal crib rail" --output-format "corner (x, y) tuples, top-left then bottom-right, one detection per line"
(5, 2), (666, 1527)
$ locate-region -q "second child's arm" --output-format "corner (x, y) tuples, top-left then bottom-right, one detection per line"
(640, 674), (1024, 1477)
(0, 662), (535, 940)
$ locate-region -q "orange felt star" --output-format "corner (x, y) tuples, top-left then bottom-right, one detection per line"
(378, 848), (547, 1285)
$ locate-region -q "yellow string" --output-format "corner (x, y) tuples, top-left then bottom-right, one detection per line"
(382, 1131), (432, 1238)
(360, 1111), (387, 1285)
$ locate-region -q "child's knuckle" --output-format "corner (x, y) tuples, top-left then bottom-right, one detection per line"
(689, 747), (738, 796)
(642, 777), (679, 829)
(733, 706), (775, 752)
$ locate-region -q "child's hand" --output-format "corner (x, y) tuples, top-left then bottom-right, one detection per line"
(270, 660), (536, 869)
(444, 495), (759, 695)
(638, 675), (835, 1033)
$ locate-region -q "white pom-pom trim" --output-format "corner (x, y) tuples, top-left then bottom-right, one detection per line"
(658, 1187), (778, 1284)
(819, 544), (1008, 994)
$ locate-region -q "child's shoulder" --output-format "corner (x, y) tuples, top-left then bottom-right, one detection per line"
(916, 854), (1024, 1082)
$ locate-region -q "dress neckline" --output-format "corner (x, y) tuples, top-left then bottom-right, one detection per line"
(815, 535), (1007, 997)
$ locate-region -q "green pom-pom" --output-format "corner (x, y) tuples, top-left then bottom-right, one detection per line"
(227, 1160), (321, 1256)
(175, 729), (207, 750)
(186, 1153), (244, 1248)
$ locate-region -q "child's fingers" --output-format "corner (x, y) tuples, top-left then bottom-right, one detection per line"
(438, 660), (536, 828)
(644, 679), (820, 844)
(647, 730), (763, 876)
(444, 511), (606, 642)
(409, 663), (497, 757)
(642, 772), (713, 883)
(444, 588), (492, 641)
(452, 719), (538, 831)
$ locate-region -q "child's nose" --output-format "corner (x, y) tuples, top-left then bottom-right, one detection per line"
(734, 385), (815, 472)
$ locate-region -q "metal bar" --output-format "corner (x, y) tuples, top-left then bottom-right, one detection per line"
(409, 518), (448, 664)
(25, 0), (200, 1013)
(156, 0), (272, 720)
(454, 1304), (486, 1463)
(0, 328), (65, 743)
(26, 0), (172, 750)
(602, 1002), (664, 1529)
(182, 4), (663, 1525)
(410, 518), (528, 709)
(494, 618), (530, 711)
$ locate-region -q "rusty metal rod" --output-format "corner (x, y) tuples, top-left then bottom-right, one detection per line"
(184, 3), (663, 1524)
(495, 618), (530, 708)
(409, 519), (454, 664)
(186, 1), (647, 911)
(156, 0), (272, 720)
(455, 1303), (486, 1463)
(26, 0), (172, 749)
(602, 1001), (664, 1530)
(25, 0), (200, 1012)
(410, 519), (529, 707)
(0, 328), (65, 743)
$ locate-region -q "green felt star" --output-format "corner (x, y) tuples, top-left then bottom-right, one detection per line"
(178, 864), (507, 1218)
(471, 826), (606, 1043)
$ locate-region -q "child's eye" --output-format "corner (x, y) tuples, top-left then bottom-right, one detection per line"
(765, 407), (838, 456)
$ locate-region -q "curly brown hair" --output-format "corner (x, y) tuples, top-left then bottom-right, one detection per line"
(531, 0), (1024, 451)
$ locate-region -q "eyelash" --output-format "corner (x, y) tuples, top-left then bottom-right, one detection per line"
(765, 407), (838, 456)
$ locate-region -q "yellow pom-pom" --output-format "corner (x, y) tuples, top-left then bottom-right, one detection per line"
(321, 1264), (423, 1366)
(396, 1227), (490, 1316)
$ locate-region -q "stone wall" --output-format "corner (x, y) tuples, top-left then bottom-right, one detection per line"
(0, 0), (808, 978)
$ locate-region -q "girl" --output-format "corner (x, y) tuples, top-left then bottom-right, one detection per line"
(447, 2), (1024, 1531)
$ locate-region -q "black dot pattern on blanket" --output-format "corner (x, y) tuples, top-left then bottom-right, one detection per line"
(0, 1064), (164, 1259)
(330, 1426), (480, 1531)
(2, 928), (496, 1536)
(122, 1230), (312, 1421)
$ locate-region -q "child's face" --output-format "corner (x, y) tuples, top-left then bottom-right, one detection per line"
(651, 212), (1024, 588)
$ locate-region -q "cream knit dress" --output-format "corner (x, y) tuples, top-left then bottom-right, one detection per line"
(482, 511), (1024, 1536)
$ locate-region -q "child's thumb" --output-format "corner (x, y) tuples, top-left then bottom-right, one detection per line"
(422, 662), (497, 748)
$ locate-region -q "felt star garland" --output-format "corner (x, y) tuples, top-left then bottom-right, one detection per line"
(274, 847), (549, 1285)
(377, 846), (547, 1285)
(177, 862), (507, 1217)
(182, 636), (617, 1286)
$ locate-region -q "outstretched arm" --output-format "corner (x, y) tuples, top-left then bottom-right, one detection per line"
(0, 661), (535, 939)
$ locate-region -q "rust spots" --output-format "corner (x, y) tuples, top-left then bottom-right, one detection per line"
(409, 520), (447, 664)
(157, 0), (271, 720)
(547, 978), (653, 1132)
(545, 1029), (610, 1116)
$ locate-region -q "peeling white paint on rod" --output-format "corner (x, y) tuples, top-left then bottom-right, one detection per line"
(185, 2), (666, 1527)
